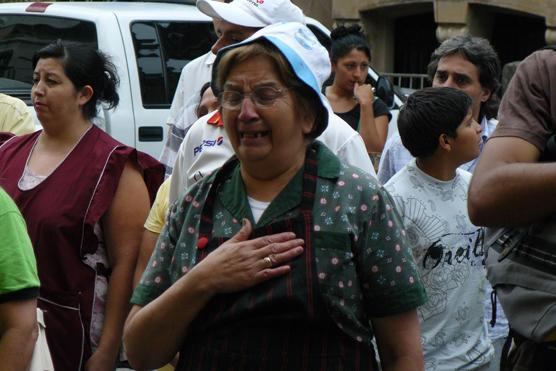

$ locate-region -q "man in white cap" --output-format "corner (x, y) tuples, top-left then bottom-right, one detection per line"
(167, 0), (376, 204)
(159, 0), (304, 173)
(159, 0), (229, 173)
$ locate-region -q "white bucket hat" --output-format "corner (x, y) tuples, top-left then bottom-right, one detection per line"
(197, 0), (305, 28)
(212, 22), (332, 138)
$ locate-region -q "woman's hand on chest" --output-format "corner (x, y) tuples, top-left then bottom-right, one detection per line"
(193, 219), (305, 295)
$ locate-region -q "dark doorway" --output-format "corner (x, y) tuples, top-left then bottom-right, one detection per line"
(394, 12), (437, 75)
(490, 12), (545, 66)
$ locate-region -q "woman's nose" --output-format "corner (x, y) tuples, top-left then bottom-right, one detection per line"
(32, 81), (44, 95)
(237, 96), (259, 121)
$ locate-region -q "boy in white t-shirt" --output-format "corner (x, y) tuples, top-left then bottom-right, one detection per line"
(385, 87), (493, 371)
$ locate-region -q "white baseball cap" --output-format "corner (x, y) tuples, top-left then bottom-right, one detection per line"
(212, 22), (331, 138)
(197, 0), (305, 28)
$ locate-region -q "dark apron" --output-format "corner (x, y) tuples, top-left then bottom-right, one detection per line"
(176, 143), (377, 371)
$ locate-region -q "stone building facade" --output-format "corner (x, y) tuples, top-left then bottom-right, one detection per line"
(297, 0), (554, 74)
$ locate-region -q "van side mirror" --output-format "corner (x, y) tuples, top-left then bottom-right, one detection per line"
(375, 76), (395, 108)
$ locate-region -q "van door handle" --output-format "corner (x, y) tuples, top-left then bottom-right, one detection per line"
(138, 126), (163, 142)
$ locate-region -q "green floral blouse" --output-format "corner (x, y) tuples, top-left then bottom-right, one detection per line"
(132, 143), (426, 343)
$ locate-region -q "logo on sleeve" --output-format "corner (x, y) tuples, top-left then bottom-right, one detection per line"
(193, 136), (224, 156)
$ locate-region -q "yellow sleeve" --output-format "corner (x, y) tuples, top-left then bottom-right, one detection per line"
(0, 95), (35, 135)
(144, 177), (171, 234)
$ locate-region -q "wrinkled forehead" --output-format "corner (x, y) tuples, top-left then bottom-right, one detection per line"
(436, 53), (480, 79)
(224, 55), (283, 88)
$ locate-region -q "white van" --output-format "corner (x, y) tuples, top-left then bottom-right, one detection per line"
(0, 1), (215, 157)
(0, 2), (402, 159)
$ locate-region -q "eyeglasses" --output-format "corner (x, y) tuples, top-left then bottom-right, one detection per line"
(219, 86), (289, 110)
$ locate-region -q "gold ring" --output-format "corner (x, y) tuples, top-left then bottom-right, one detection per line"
(263, 256), (272, 267)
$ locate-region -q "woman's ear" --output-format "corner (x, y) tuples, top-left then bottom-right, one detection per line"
(331, 59), (337, 74)
(295, 96), (318, 136)
(78, 85), (94, 106)
(301, 110), (317, 135)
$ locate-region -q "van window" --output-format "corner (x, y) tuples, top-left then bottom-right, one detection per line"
(131, 21), (215, 109)
(0, 15), (97, 103)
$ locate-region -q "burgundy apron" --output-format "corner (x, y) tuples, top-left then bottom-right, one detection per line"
(0, 126), (163, 370)
(176, 143), (377, 371)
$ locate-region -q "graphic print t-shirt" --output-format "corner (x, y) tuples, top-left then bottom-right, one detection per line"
(385, 159), (493, 371)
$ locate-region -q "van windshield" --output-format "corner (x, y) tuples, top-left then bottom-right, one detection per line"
(0, 15), (97, 104)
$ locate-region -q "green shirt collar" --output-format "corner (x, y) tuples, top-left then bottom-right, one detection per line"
(315, 141), (342, 179)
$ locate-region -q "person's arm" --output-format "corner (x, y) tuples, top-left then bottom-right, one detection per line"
(372, 309), (423, 371)
(166, 65), (188, 127)
(133, 229), (160, 287)
(469, 49), (556, 227)
(2, 98), (35, 136)
(124, 220), (305, 370)
(467, 135), (556, 227)
(355, 83), (389, 153)
(8, 110), (35, 136)
(337, 132), (377, 178)
(85, 161), (150, 371)
(169, 128), (193, 205)
(317, 113), (375, 176)
(133, 178), (170, 287)
(0, 298), (38, 371)
(0, 192), (40, 371)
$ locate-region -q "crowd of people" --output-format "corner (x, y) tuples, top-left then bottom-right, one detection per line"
(0, 0), (555, 370)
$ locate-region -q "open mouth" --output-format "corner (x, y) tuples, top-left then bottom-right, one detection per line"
(240, 131), (270, 139)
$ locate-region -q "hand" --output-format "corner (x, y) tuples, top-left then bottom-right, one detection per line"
(196, 219), (304, 294)
(84, 349), (117, 371)
(353, 82), (374, 107)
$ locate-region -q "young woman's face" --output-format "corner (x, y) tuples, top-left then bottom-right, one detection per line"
(332, 48), (370, 93)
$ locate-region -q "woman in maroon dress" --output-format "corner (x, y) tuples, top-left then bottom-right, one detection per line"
(0, 41), (163, 370)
